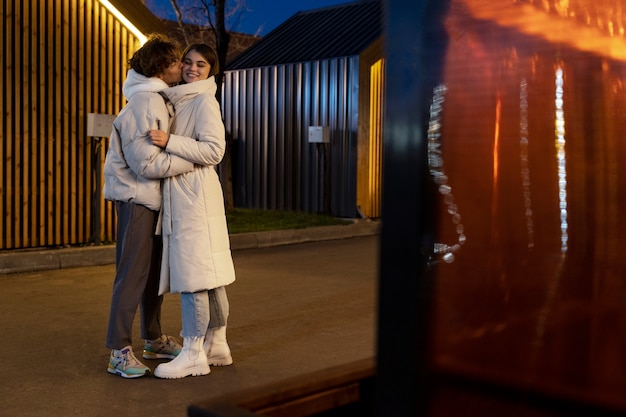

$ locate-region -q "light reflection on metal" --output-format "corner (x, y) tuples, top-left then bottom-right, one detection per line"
(427, 84), (466, 265)
(532, 67), (569, 345)
(489, 95), (502, 259)
(553, 0), (569, 17)
(520, 78), (535, 249)
(461, 1), (626, 61)
(493, 97), (501, 191)
(555, 67), (569, 253)
(521, 0), (626, 38)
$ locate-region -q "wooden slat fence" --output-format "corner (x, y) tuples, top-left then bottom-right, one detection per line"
(1, 0), (141, 250)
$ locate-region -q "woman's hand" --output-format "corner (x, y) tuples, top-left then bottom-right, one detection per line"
(149, 129), (169, 148)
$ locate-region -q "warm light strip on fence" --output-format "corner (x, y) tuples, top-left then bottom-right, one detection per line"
(99, 0), (148, 44)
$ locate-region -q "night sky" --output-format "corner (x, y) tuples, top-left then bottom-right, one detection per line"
(145, 0), (353, 36)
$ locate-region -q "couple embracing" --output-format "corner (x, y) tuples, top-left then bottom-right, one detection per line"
(103, 34), (235, 379)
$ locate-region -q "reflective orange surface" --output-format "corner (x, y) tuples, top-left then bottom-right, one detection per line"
(431, 0), (626, 412)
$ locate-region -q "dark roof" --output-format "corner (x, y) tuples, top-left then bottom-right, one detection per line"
(108, 0), (164, 35)
(226, 0), (382, 70)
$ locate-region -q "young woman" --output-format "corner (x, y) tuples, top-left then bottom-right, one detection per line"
(148, 44), (236, 379)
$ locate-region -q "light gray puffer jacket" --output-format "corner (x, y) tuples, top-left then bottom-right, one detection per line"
(103, 69), (194, 210)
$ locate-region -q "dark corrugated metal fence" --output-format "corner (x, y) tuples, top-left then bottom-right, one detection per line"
(223, 57), (360, 217)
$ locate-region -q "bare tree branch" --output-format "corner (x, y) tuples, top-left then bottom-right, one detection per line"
(199, 0), (215, 30)
(169, 0), (190, 45)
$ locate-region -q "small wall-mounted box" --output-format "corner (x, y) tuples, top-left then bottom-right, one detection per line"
(308, 126), (330, 143)
(87, 113), (116, 137)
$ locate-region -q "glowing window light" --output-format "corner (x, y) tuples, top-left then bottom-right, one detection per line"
(99, 0), (148, 45)
(555, 67), (568, 253)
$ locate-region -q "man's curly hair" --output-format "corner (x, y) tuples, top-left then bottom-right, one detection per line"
(128, 33), (180, 78)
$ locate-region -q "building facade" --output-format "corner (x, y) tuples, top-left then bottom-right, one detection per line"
(223, 0), (384, 219)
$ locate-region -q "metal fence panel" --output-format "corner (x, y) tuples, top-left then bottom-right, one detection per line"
(223, 57), (360, 217)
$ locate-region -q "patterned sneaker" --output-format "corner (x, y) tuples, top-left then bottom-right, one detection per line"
(143, 335), (182, 360)
(107, 346), (150, 379)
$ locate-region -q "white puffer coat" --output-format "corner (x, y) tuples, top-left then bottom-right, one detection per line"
(103, 69), (194, 210)
(158, 77), (236, 294)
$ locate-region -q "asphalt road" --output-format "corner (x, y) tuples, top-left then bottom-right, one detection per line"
(0, 235), (378, 417)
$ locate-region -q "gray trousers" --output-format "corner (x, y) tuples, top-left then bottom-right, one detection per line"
(106, 201), (163, 350)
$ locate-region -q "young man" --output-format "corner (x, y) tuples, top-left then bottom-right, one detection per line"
(103, 34), (192, 379)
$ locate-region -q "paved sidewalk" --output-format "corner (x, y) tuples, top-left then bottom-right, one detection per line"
(0, 219), (380, 274)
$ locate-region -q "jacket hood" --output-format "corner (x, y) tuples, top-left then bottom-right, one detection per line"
(122, 69), (170, 101)
(162, 77), (217, 106)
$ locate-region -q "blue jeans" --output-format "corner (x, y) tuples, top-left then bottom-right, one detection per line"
(181, 287), (229, 338)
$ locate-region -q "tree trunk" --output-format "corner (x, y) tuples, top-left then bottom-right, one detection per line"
(213, 0), (235, 210)
(164, 0), (236, 210)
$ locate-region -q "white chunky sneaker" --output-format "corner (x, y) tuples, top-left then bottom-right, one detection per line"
(204, 326), (233, 366)
(154, 336), (210, 379)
